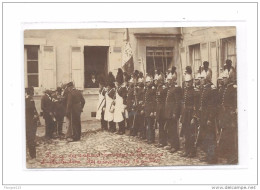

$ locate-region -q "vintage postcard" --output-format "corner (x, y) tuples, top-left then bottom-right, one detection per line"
(24, 27), (238, 168)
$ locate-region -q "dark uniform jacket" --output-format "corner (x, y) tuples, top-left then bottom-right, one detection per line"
(219, 83), (237, 109)
(52, 94), (66, 119)
(126, 85), (136, 112)
(144, 85), (156, 117)
(136, 86), (145, 114)
(199, 83), (212, 111)
(164, 85), (182, 119)
(181, 86), (195, 124)
(26, 95), (37, 127)
(66, 88), (85, 117)
(41, 94), (54, 118)
(155, 84), (167, 120)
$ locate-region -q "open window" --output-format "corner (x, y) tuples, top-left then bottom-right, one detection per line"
(221, 36), (236, 69)
(84, 46), (109, 88)
(146, 47), (174, 75)
(189, 44), (201, 74)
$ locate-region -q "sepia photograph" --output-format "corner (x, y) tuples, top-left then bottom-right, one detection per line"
(24, 27), (238, 169)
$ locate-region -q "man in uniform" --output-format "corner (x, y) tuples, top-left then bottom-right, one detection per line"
(155, 75), (168, 147)
(136, 77), (146, 140)
(198, 71), (217, 163)
(180, 72), (196, 157)
(218, 71), (237, 164)
(65, 82), (85, 141)
(25, 86), (39, 163)
(41, 89), (55, 140)
(164, 73), (182, 153)
(144, 75), (156, 144)
(96, 76), (107, 131)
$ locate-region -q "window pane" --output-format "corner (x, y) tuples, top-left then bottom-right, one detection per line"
(28, 75), (38, 87)
(27, 61), (38, 73)
(26, 45), (39, 60)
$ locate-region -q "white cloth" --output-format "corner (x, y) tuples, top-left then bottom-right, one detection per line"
(113, 92), (125, 123)
(96, 89), (105, 120)
(104, 91), (114, 122)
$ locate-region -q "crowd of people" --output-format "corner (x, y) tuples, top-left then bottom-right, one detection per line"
(25, 59), (237, 165)
(25, 81), (85, 163)
(96, 59), (237, 164)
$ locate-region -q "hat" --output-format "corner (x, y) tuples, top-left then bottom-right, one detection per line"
(184, 74), (193, 82)
(56, 87), (62, 92)
(25, 86), (34, 94)
(107, 72), (116, 87)
(67, 82), (74, 87)
(116, 68), (124, 84)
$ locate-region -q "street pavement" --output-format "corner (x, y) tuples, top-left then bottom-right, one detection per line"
(27, 121), (227, 168)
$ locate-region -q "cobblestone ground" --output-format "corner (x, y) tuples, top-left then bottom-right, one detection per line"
(27, 121), (227, 168)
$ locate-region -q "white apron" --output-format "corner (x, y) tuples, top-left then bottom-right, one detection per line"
(113, 91), (125, 123)
(104, 90), (114, 122)
(96, 89), (105, 120)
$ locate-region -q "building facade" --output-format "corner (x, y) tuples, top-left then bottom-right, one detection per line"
(24, 27), (236, 121)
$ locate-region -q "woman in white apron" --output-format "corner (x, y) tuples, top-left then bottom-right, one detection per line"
(104, 72), (116, 132)
(96, 77), (107, 130)
(114, 69), (127, 135)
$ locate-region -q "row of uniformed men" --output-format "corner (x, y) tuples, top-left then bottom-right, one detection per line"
(96, 60), (237, 164)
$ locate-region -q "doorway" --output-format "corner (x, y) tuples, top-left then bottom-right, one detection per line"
(84, 46), (108, 88)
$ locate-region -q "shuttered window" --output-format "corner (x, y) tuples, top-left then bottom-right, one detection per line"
(24, 45), (40, 87)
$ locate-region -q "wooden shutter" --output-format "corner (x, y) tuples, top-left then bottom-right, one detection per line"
(200, 42), (209, 63)
(210, 41), (218, 85)
(71, 46), (84, 90)
(180, 47), (187, 75)
(42, 45), (56, 90)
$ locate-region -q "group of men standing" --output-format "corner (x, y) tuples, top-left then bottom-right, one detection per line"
(25, 81), (85, 162)
(96, 59), (237, 164)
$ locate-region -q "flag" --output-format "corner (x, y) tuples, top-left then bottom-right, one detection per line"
(122, 28), (134, 75)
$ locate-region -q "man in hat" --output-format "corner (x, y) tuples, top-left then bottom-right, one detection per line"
(114, 68), (127, 135)
(52, 87), (66, 138)
(65, 82), (85, 141)
(41, 89), (55, 140)
(144, 75), (156, 144)
(25, 86), (39, 162)
(154, 75), (168, 147)
(164, 73), (182, 153)
(96, 75), (107, 131)
(180, 72), (197, 157)
(104, 72), (116, 132)
(197, 71), (217, 163)
(201, 61), (212, 80)
(218, 71), (237, 164)
(136, 78), (146, 139)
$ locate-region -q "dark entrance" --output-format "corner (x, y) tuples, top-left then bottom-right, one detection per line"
(84, 46), (108, 88)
